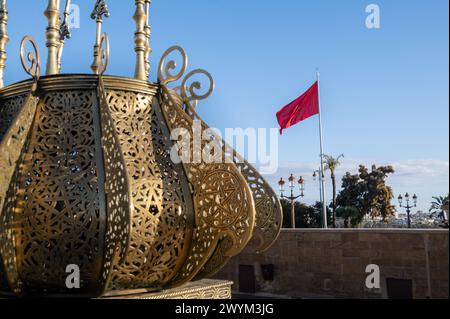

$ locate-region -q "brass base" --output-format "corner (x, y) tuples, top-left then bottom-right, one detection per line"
(101, 279), (233, 299)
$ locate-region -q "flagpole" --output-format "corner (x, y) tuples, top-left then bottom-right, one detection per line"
(316, 70), (328, 229)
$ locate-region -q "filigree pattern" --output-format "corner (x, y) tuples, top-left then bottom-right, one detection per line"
(188, 110), (283, 255)
(0, 95), (26, 142)
(0, 94), (39, 295)
(107, 279), (233, 299)
(14, 90), (105, 294)
(194, 157), (283, 279)
(97, 78), (132, 292)
(158, 85), (256, 286)
(157, 45), (281, 280)
(0, 65), (279, 296)
(195, 237), (234, 279)
(0, 94), (38, 218)
(188, 122), (282, 278)
(103, 89), (194, 291)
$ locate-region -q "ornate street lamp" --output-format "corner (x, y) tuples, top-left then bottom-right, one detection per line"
(398, 192), (418, 228)
(313, 169), (329, 228)
(278, 174), (305, 228)
(313, 169), (325, 204)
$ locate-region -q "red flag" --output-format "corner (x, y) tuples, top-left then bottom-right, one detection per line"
(276, 81), (319, 134)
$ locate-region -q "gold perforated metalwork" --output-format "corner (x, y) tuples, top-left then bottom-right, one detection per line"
(97, 77), (132, 292)
(0, 65), (281, 296)
(102, 89), (194, 291)
(1, 0), (283, 297)
(0, 95), (26, 141)
(14, 90), (105, 294)
(0, 94), (39, 295)
(157, 46), (282, 280)
(158, 85), (256, 286)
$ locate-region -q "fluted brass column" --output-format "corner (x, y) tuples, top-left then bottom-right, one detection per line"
(144, 0), (152, 79)
(44, 0), (61, 75)
(0, 0), (8, 88)
(133, 0), (147, 81)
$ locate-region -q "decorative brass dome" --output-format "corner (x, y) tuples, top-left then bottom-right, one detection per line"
(0, 0), (282, 297)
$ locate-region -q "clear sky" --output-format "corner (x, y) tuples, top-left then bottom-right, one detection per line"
(4, 0), (449, 214)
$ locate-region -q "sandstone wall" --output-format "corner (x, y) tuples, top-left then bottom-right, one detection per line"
(215, 229), (449, 299)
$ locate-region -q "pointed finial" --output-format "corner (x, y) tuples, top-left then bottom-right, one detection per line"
(0, 0), (8, 88)
(91, 0), (110, 21)
(60, 0), (72, 41)
(91, 0), (110, 74)
(57, 0), (72, 73)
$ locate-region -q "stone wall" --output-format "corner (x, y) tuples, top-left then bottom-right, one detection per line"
(214, 229), (449, 299)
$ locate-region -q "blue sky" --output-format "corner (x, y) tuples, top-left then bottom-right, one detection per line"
(4, 0), (449, 213)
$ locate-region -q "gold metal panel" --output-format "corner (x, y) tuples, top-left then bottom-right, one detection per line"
(0, 75), (158, 99)
(156, 46), (282, 280)
(0, 94), (39, 295)
(97, 78), (132, 293)
(0, 63), (279, 297)
(0, 0), (282, 297)
(0, 95), (26, 141)
(185, 110), (283, 255)
(158, 85), (256, 287)
(175, 107), (283, 280)
(14, 89), (105, 294)
(101, 89), (194, 291)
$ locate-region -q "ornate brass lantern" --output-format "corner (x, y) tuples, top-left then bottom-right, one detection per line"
(0, 0), (282, 297)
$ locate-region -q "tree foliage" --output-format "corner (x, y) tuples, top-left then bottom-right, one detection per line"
(323, 154), (344, 173)
(429, 194), (449, 228)
(429, 194), (449, 220)
(280, 199), (332, 228)
(336, 206), (362, 228)
(336, 165), (396, 226)
(323, 154), (344, 228)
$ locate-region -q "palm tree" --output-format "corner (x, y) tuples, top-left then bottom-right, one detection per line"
(429, 194), (449, 221)
(323, 154), (344, 228)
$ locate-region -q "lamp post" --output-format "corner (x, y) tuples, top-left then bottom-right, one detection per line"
(313, 169), (328, 228)
(313, 169), (324, 206)
(278, 174), (305, 229)
(398, 193), (418, 229)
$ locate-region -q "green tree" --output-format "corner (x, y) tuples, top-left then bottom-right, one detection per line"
(313, 201), (333, 227)
(280, 199), (331, 228)
(429, 194), (449, 222)
(359, 165), (396, 221)
(323, 154), (344, 228)
(336, 206), (362, 228)
(336, 165), (396, 226)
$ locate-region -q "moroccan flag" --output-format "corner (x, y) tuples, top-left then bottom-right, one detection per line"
(276, 81), (319, 134)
